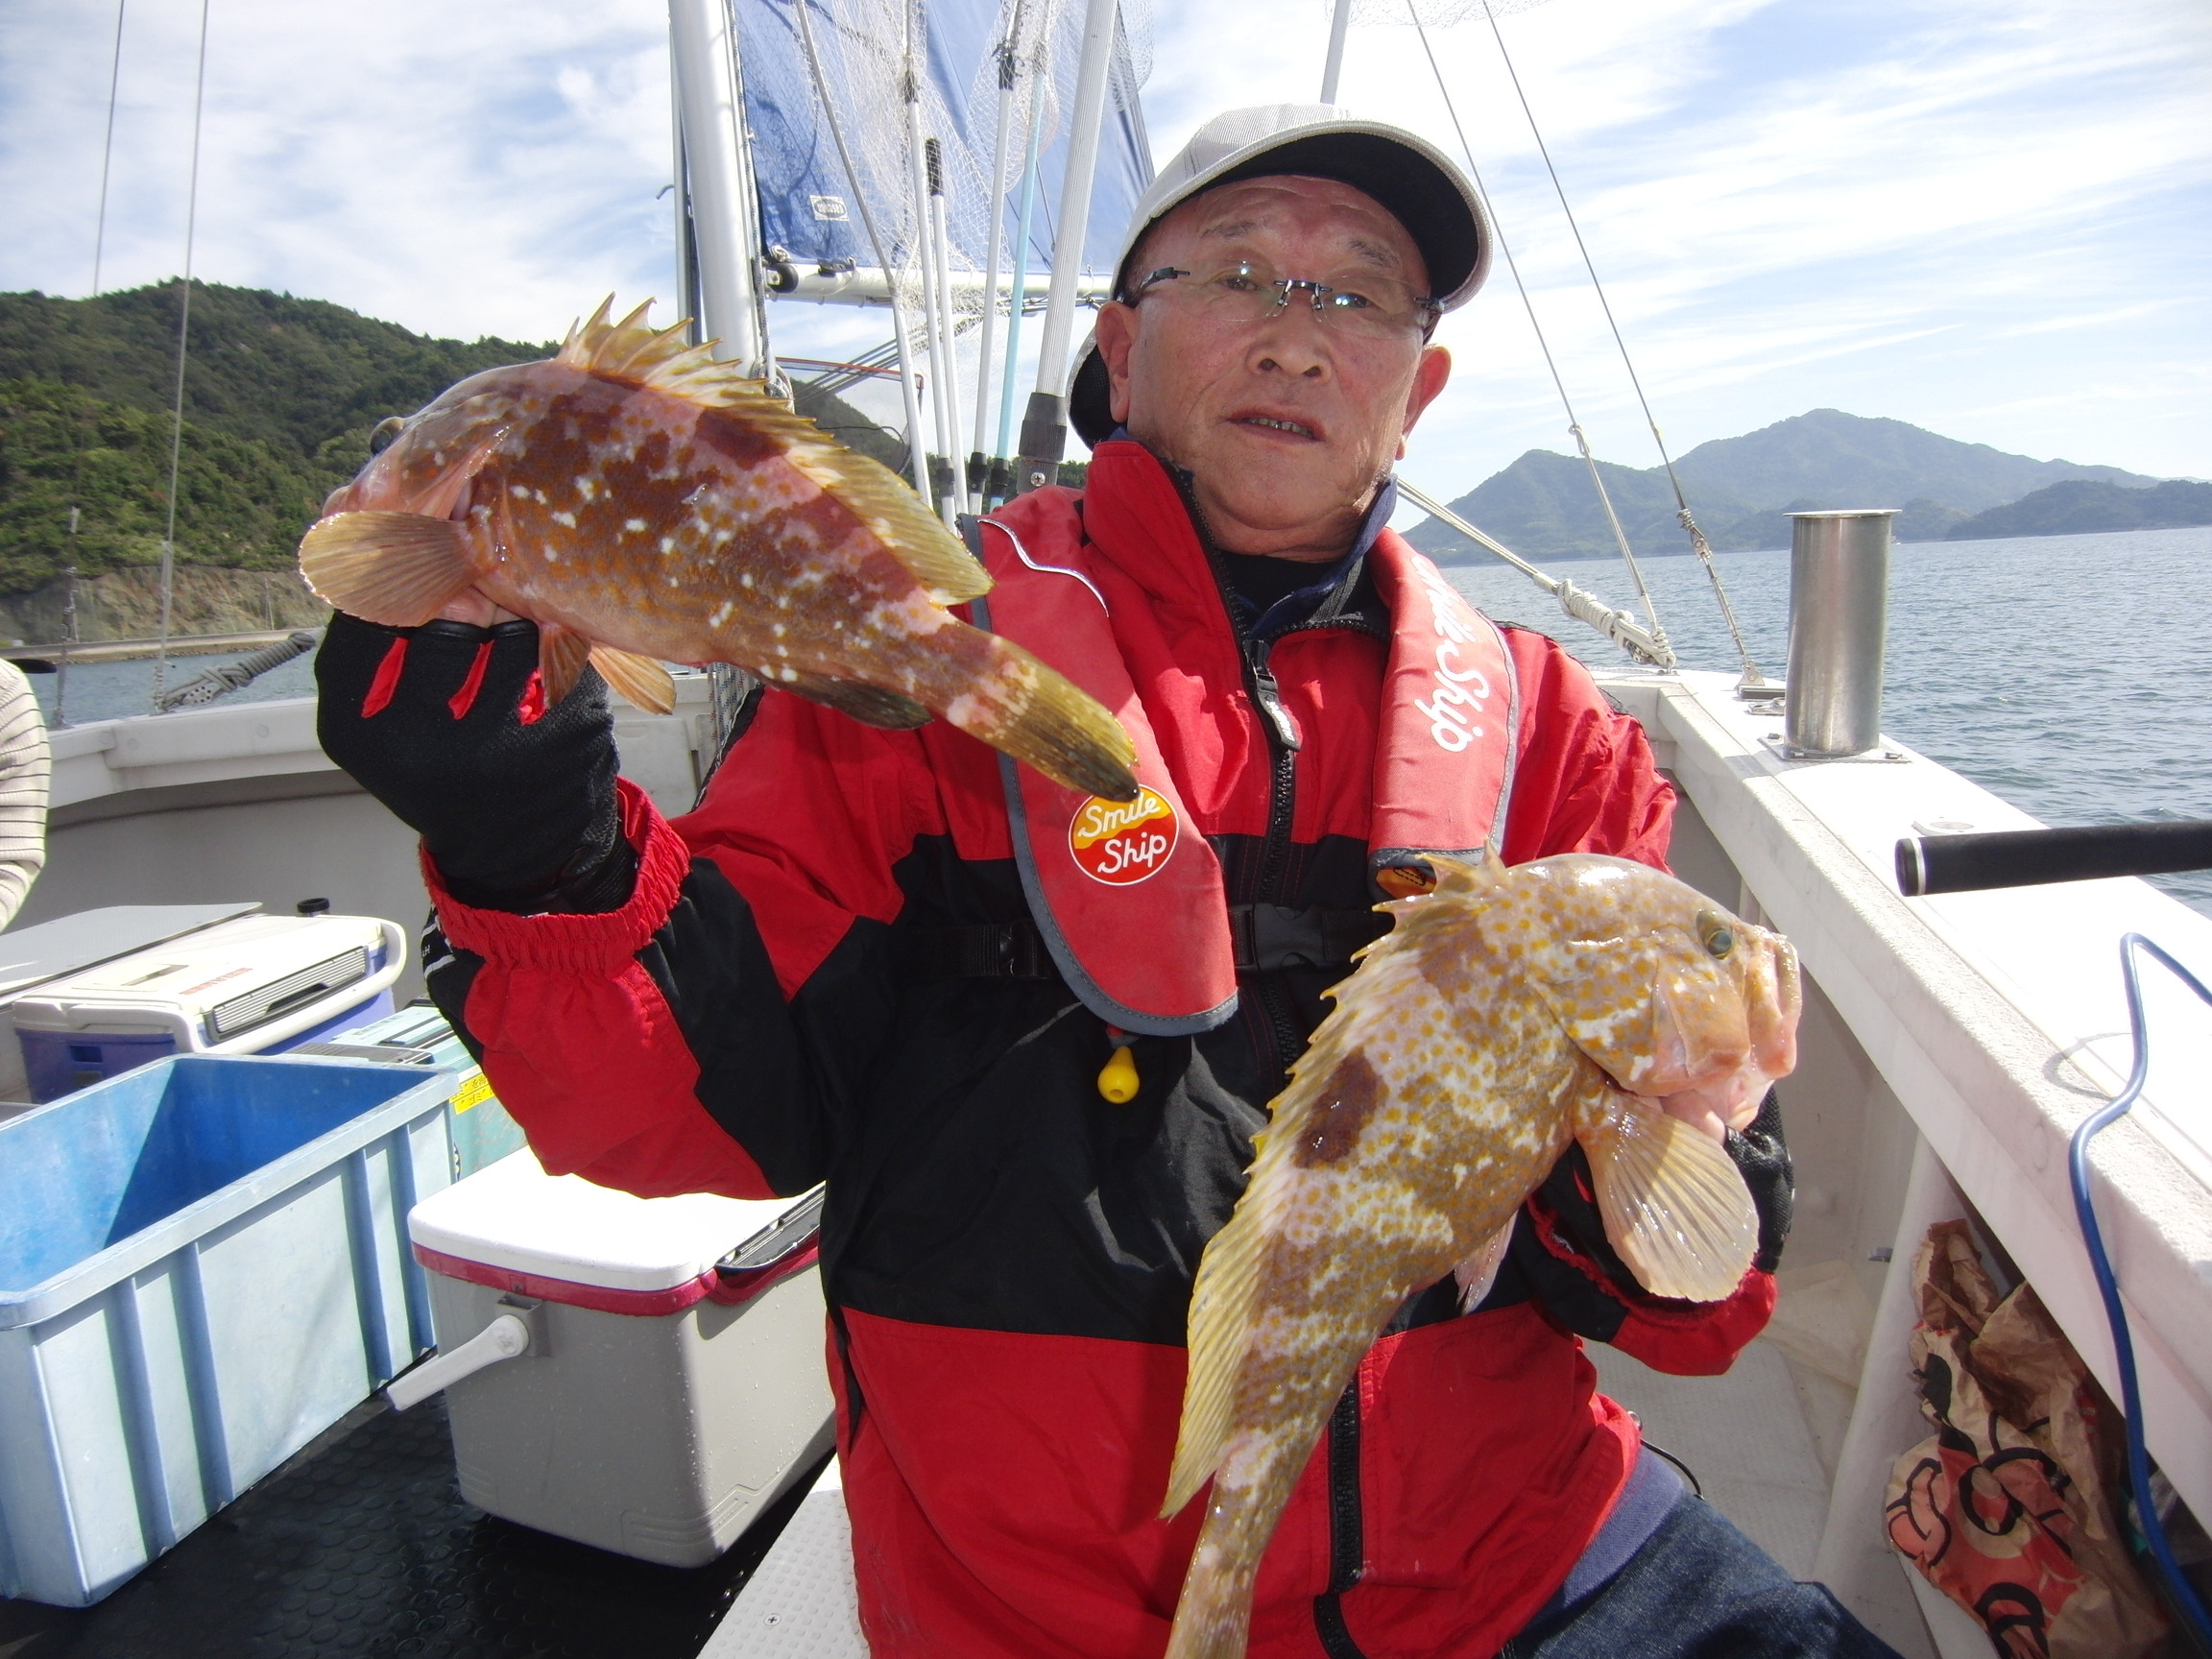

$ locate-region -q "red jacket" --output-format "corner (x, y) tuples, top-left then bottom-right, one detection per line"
(424, 441), (1779, 1658)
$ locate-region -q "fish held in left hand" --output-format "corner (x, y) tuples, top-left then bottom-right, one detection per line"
(1160, 852), (1802, 1659)
(298, 299), (1137, 801)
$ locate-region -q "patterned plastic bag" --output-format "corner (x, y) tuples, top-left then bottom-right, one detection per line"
(1884, 1221), (2167, 1658)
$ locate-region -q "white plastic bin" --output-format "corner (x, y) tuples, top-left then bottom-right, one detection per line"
(0, 1054), (454, 1606)
(11, 912), (407, 1102)
(402, 1151), (835, 1568)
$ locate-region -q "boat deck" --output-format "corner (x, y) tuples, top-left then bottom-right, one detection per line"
(0, 1398), (824, 1659)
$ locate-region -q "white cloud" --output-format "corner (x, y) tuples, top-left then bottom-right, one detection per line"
(3, 0), (2205, 479)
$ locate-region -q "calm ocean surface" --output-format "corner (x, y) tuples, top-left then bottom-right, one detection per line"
(26, 526), (2211, 917)
(1443, 524), (2212, 918)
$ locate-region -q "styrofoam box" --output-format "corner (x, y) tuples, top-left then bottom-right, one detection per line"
(407, 1150), (835, 1568)
(0, 1054), (454, 1606)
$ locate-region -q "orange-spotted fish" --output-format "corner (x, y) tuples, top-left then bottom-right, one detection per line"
(1161, 853), (1801, 1659)
(299, 299), (1137, 801)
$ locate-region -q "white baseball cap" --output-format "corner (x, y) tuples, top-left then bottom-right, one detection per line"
(1068, 103), (1492, 447)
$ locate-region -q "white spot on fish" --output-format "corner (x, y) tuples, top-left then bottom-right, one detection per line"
(552, 511), (576, 528)
(779, 667), (797, 682)
(509, 485), (529, 499)
(575, 476), (597, 500)
(660, 537), (675, 554)
(625, 518), (647, 534)
(710, 602), (732, 625)
(740, 572), (754, 589)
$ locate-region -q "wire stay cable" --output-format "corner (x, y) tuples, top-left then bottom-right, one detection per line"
(1478, 0), (1767, 687)
(1397, 479), (1671, 668)
(154, 0), (212, 709)
(1407, 4), (1671, 667)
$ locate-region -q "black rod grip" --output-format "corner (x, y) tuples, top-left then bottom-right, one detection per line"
(1896, 820), (2212, 897)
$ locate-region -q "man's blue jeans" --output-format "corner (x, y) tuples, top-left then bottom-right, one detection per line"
(1498, 1492), (1906, 1658)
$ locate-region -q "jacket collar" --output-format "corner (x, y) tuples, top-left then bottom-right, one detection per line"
(1080, 439), (1392, 641)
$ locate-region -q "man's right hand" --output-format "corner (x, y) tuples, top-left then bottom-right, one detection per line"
(316, 610), (636, 914)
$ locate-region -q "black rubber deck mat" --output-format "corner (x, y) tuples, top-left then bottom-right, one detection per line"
(0, 1394), (823, 1659)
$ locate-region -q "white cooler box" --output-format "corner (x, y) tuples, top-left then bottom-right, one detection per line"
(10, 911), (405, 1102)
(397, 1149), (835, 1567)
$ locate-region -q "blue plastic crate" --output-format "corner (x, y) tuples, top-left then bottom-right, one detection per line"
(0, 1054), (453, 1606)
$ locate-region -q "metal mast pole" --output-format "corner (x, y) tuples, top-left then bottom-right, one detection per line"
(1013, 0), (1118, 493)
(1319, 0), (1353, 103)
(969, 13), (1022, 506)
(994, 49), (1049, 478)
(668, 0), (768, 373)
(926, 137), (967, 517)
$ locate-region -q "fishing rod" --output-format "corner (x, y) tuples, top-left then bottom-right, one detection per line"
(1894, 819), (2212, 898)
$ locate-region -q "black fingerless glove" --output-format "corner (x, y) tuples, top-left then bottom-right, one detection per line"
(1726, 1088), (1794, 1274)
(315, 611), (637, 913)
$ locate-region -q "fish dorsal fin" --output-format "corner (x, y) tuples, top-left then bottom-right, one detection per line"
(1573, 1090), (1758, 1303)
(298, 511), (475, 626)
(589, 645), (676, 715)
(557, 297), (771, 408)
(559, 297), (990, 607)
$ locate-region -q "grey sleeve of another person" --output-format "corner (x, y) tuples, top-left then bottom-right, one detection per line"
(0, 664), (51, 927)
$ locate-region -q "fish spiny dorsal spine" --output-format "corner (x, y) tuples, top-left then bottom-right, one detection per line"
(555, 297), (992, 607)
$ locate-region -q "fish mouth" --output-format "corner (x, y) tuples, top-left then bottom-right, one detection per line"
(1228, 409), (1322, 443)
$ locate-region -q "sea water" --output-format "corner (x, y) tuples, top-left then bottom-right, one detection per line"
(1445, 524), (2212, 919)
(22, 527), (2210, 918)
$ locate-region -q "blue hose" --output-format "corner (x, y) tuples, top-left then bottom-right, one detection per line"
(2067, 932), (2212, 1648)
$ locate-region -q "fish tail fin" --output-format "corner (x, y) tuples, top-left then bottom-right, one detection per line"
(1573, 1089), (1758, 1302)
(299, 511), (476, 626)
(949, 634), (1138, 802)
(589, 645), (676, 714)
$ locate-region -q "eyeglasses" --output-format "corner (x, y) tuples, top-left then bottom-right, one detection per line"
(1126, 258), (1442, 340)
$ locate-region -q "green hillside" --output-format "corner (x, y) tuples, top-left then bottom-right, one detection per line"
(0, 282), (557, 596)
(0, 281), (910, 602)
(1946, 478), (2212, 540)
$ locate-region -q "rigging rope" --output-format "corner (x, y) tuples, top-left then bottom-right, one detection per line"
(1406, 4), (1672, 668)
(1397, 480), (1672, 668)
(60, 0), (131, 730)
(1477, 0), (1767, 686)
(154, 0), (212, 710)
(791, 0), (934, 501)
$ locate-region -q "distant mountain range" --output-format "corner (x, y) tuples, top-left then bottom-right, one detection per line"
(1405, 409), (2187, 563)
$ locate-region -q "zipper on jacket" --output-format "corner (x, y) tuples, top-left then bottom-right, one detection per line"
(1240, 634), (1306, 1073)
(1312, 1380), (1371, 1659)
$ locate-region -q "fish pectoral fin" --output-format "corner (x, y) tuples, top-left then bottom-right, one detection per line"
(298, 511), (476, 626)
(1453, 1218), (1518, 1314)
(589, 646), (676, 715)
(770, 670), (932, 731)
(1575, 1090), (1758, 1304)
(537, 622), (595, 711)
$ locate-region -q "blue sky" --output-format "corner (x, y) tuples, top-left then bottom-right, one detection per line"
(3, 0), (2205, 501)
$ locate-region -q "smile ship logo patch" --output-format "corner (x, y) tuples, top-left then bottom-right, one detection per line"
(1070, 787), (1179, 885)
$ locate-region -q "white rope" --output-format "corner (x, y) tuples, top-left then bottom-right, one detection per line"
(1397, 480), (1672, 669)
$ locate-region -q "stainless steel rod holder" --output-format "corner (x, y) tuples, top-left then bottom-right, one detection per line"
(1786, 510), (1896, 757)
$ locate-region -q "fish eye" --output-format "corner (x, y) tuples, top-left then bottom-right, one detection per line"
(369, 415), (408, 455)
(1695, 909), (1736, 959)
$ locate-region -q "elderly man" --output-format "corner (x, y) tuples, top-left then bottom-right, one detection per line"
(319, 106), (1891, 1659)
